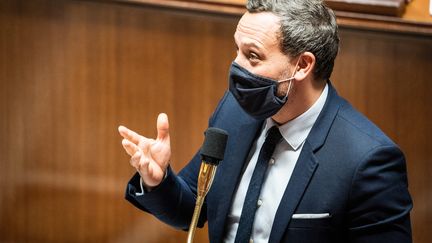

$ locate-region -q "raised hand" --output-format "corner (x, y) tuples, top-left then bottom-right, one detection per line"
(118, 113), (171, 188)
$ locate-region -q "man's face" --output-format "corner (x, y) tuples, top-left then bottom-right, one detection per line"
(234, 12), (295, 87)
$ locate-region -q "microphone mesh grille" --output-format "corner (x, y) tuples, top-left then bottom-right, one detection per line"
(200, 127), (229, 164)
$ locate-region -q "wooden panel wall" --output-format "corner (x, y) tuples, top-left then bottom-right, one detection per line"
(0, 0), (430, 242)
(0, 0), (234, 242)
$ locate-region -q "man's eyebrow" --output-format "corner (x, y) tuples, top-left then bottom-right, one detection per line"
(243, 41), (262, 50)
(233, 33), (264, 51)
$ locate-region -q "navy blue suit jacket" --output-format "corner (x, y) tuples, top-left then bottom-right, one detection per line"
(126, 83), (412, 243)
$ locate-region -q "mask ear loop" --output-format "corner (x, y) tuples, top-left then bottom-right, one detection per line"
(278, 58), (300, 99)
(278, 77), (294, 99)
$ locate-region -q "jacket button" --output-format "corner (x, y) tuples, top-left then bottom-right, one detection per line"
(257, 199), (263, 207)
(269, 158), (275, 165)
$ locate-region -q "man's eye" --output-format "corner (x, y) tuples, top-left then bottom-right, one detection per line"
(249, 52), (259, 60)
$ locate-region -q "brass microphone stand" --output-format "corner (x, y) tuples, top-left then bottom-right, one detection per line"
(186, 127), (228, 243)
(186, 162), (217, 243)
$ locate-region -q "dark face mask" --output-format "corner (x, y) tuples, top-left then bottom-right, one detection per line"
(228, 62), (295, 120)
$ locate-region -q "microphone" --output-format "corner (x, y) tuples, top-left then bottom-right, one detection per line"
(187, 127), (228, 243)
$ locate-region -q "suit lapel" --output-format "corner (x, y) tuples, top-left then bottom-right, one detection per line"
(269, 82), (343, 242)
(268, 142), (318, 242)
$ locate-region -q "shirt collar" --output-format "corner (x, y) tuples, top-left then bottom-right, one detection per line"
(263, 83), (329, 150)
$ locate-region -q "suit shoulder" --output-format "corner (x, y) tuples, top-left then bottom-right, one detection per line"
(319, 99), (403, 168)
(335, 100), (397, 148)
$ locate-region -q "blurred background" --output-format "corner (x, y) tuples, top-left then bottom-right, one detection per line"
(0, 0), (431, 242)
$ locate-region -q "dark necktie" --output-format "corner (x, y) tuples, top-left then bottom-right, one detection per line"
(234, 126), (282, 243)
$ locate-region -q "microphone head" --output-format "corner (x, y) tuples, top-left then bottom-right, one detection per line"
(200, 127), (229, 165)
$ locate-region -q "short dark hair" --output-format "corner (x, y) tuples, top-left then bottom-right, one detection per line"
(247, 0), (340, 80)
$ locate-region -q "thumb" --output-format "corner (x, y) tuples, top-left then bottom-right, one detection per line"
(156, 113), (170, 141)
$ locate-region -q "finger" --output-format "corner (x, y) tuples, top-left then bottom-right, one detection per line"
(139, 155), (151, 174)
(129, 150), (142, 170)
(122, 139), (139, 156)
(118, 125), (142, 145)
(156, 113), (170, 141)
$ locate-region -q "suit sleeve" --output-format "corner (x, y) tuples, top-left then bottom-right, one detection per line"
(124, 163), (201, 230)
(348, 145), (413, 243)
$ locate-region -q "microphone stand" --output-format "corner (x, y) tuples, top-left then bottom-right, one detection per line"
(187, 162), (217, 243)
(186, 127), (228, 243)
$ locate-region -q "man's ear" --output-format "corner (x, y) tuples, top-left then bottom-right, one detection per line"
(293, 52), (315, 81)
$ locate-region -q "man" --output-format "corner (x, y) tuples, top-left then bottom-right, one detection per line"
(118, 0), (412, 242)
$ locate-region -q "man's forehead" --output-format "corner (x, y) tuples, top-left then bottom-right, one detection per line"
(235, 12), (281, 46)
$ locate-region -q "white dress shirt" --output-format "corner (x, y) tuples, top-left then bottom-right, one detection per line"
(224, 84), (328, 243)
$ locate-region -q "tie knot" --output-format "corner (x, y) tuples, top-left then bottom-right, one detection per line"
(266, 126), (282, 145)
